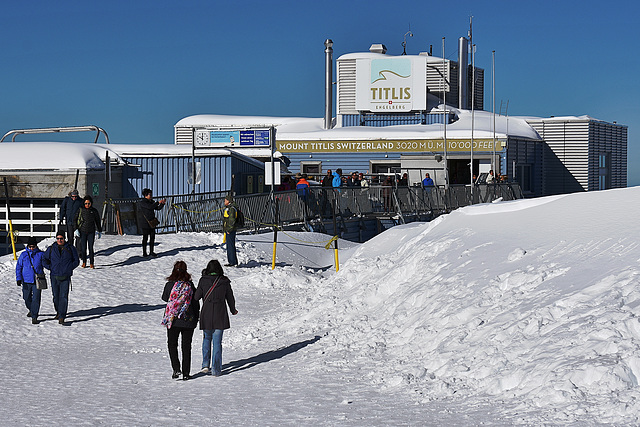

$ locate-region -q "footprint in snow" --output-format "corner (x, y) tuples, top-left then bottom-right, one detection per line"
(508, 248), (527, 262)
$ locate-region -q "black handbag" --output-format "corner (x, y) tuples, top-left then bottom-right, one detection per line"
(35, 273), (48, 290)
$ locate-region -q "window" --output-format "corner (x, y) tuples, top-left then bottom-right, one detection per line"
(598, 153), (609, 190)
(300, 162), (321, 180)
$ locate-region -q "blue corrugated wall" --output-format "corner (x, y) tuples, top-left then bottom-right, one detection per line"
(121, 154), (264, 198)
(285, 152), (401, 176)
(341, 112), (454, 127)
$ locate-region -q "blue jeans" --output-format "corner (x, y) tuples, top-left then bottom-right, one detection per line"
(225, 231), (238, 266)
(202, 329), (224, 375)
(51, 276), (70, 318)
(22, 283), (42, 318)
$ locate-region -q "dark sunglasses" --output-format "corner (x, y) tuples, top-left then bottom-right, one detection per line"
(56, 237), (65, 240)
(84, 202), (91, 205)
(27, 245), (36, 248)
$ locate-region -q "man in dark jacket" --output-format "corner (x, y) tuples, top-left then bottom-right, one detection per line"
(43, 230), (80, 324)
(137, 188), (166, 257)
(59, 189), (82, 249)
(222, 194), (239, 266)
(321, 170), (333, 187)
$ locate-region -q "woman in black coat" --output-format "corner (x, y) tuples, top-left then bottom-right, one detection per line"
(194, 259), (237, 376)
(73, 195), (102, 268)
(161, 260), (199, 381)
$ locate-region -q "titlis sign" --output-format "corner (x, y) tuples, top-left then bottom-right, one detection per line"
(355, 57), (427, 112)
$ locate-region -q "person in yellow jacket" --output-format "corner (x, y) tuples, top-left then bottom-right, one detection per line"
(222, 194), (238, 266)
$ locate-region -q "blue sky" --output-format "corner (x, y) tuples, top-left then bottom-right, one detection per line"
(2, 0), (639, 184)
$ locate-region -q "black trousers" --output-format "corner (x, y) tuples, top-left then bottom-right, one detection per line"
(167, 326), (194, 375)
(142, 229), (156, 254)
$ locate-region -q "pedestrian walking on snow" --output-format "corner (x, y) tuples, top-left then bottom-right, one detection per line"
(16, 236), (46, 324)
(161, 260), (199, 381)
(194, 259), (237, 376)
(59, 189), (82, 250)
(42, 230), (80, 324)
(74, 195), (102, 268)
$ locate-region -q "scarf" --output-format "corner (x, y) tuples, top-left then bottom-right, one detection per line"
(161, 281), (193, 329)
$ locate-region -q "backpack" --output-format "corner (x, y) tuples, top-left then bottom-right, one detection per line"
(235, 206), (245, 228)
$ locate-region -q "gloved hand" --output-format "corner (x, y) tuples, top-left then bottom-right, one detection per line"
(17, 280), (22, 287)
(97, 232), (102, 239)
(74, 229), (80, 238)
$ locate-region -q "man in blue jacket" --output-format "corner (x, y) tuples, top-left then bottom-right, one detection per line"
(43, 230), (80, 324)
(422, 173), (435, 188)
(16, 236), (46, 324)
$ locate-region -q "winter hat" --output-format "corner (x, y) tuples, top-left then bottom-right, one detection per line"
(295, 173), (302, 179)
(225, 194), (234, 203)
(56, 230), (66, 239)
(27, 236), (37, 246)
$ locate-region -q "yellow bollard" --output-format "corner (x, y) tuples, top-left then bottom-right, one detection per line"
(334, 247), (339, 272)
(272, 241), (277, 270)
(9, 220), (16, 260)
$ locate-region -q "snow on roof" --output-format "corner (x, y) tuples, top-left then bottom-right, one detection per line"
(174, 107), (543, 142)
(101, 143), (265, 169)
(175, 114), (323, 132)
(0, 141), (264, 172)
(0, 142), (123, 171)
(97, 143), (230, 157)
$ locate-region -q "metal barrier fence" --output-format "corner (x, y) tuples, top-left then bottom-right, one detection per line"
(1, 183), (521, 253)
(101, 183), (522, 237)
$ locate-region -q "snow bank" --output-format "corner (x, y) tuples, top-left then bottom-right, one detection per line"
(269, 187), (640, 423)
(2, 187), (640, 424)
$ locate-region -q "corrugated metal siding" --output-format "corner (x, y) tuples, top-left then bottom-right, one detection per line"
(286, 152), (402, 176)
(342, 115), (360, 127)
(230, 155), (266, 194)
(529, 119), (590, 194)
(448, 62), (459, 108)
(341, 112), (454, 127)
(505, 138), (544, 197)
(471, 68), (484, 110)
(175, 127), (193, 145)
(588, 121), (627, 190)
(337, 59), (357, 115)
(121, 155), (235, 198)
(426, 59), (450, 93)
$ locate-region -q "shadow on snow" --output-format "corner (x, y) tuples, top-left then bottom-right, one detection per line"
(222, 335), (321, 375)
(65, 303), (165, 323)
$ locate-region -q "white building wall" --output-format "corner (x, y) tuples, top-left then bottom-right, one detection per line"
(527, 118), (627, 194)
(336, 58), (357, 116)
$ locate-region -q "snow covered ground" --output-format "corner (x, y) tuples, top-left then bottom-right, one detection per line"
(3, 187), (640, 425)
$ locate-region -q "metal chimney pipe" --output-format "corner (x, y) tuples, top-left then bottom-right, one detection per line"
(458, 37), (468, 109)
(324, 39), (333, 130)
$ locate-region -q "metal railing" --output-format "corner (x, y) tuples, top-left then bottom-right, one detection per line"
(100, 183), (522, 238)
(1, 183), (522, 253)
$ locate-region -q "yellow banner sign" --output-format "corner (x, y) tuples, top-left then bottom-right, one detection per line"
(278, 139), (503, 153)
